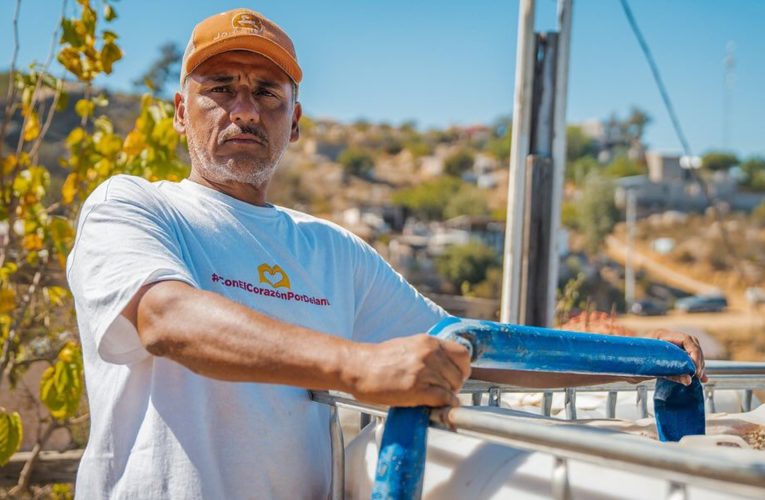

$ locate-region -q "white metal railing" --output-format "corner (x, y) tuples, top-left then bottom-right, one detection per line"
(313, 360), (765, 500)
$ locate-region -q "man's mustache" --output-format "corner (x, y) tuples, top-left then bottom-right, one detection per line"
(219, 125), (269, 145)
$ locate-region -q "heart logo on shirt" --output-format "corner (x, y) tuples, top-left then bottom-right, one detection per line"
(257, 263), (291, 289)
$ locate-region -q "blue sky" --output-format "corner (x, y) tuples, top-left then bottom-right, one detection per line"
(2, 0), (763, 158)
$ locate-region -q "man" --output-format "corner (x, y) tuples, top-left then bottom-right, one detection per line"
(67, 8), (705, 499)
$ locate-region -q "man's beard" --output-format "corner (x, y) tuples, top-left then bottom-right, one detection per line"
(186, 124), (283, 187)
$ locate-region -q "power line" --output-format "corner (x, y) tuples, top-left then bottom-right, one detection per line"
(619, 0), (692, 156)
(619, 0), (750, 285)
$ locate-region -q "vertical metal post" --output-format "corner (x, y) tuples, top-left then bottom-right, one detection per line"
(543, 391), (554, 417)
(705, 386), (717, 414)
(472, 392), (483, 406)
(501, 0), (536, 324)
(546, 0), (573, 327)
(329, 406), (345, 500)
(625, 189), (637, 311)
(607, 391), (618, 419)
(743, 389), (753, 412)
(564, 388), (577, 420)
(360, 412), (371, 430)
(552, 456), (571, 500)
(489, 386), (502, 407)
(666, 481), (687, 500)
(637, 385), (649, 419)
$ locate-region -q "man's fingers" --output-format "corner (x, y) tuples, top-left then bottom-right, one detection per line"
(665, 374), (692, 386)
(423, 385), (460, 408)
(681, 335), (705, 380)
(439, 339), (472, 380)
(421, 364), (462, 394)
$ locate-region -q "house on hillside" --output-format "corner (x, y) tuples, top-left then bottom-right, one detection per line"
(614, 152), (765, 213)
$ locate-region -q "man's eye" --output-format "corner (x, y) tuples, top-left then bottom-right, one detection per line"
(211, 86), (232, 93)
(255, 89), (277, 98)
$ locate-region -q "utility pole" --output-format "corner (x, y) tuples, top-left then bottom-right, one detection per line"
(501, 0), (573, 327)
(722, 41), (735, 149)
(625, 189), (636, 312)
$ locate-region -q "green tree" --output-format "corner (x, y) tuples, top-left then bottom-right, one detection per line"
(576, 173), (619, 253)
(133, 42), (182, 96)
(443, 183), (490, 219)
(443, 149), (474, 178)
(485, 120), (512, 163)
(701, 151), (739, 171)
(604, 156), (644, 178)
(740, 156), (765, 191)
(566, 125), (597, 161)
(392, 177), (462, 221)
(337, 147), (374, 179)
(624, 107), (651, 149)
(436, 242), (498, 292)
(565, 155), (599, 184)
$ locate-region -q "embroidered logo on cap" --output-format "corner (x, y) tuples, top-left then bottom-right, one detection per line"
(232, 12), (263, 32)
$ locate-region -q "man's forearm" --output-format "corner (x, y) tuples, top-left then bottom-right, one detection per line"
(125, 280), (472, 408)
(131, 281), (359, 390)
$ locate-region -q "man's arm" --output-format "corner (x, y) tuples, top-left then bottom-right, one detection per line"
(122, 280), (472, 407)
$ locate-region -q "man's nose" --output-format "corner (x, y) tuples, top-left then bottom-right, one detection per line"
(229, 90), (261, 124)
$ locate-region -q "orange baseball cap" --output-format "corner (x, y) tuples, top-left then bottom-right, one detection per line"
(180, 8), (302, 85)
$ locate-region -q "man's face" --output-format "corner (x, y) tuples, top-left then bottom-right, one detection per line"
(174, 51), (301, 188)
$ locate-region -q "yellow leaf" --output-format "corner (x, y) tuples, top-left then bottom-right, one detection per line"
(22, 234), (44, 251)
(0, 411), (23, 466)
(62, 173), (78, 204)
(66, 127), (87, 148)
(2, 155), (18, 175)
(46, 286), (70, 306)
(74, 99), (94, 119)
(99, 42), (122, 74)
(123, 130), (145, 156)
(151, 117), (179, 149)
(23, 110), (40, 141)
(57, 47), (83, 79)
(0, 288), (16, 314)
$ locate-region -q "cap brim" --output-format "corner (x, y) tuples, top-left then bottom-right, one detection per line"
(183, 35), (302, 85)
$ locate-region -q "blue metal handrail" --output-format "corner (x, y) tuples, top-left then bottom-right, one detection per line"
(371, 317), (705, 499)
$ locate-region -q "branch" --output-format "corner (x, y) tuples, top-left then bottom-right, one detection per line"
(28, 79), (63, 165)
(8, 419), (59, 495)
(0, 263), (46, 391)
(0, 0), (22, 163)
(13, 0), (68, 161)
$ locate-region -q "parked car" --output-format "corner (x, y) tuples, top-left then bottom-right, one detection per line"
(674, 294), (728, 313)
(630, 299), (667, 316)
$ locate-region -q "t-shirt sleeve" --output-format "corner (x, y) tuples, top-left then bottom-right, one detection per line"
(67, 176), (199, 365)
(351, 239), (449, 343)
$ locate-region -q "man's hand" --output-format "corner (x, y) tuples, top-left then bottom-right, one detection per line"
(647, 328), (707, 384)
(344, 334), (471, 408)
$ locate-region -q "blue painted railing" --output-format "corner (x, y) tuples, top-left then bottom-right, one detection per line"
(371, 317), (705, 500)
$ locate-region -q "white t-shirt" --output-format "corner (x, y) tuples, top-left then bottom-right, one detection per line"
(67, 175), (447, 499)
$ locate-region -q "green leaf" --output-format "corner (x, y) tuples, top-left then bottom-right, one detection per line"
(40, 343), (83, 421)
(0, 410), (23, 466)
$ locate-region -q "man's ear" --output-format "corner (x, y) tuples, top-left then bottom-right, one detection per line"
(290, 101), (302, 143)
(174, 91), (186, 135)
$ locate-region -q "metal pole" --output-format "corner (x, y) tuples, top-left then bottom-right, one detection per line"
(625, 189), (637, 311)
(329, 406), (345, 500)
(501, 0), (536, 323)
(545, 0), (573, 327)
